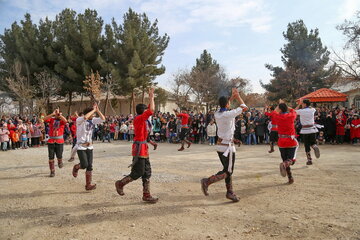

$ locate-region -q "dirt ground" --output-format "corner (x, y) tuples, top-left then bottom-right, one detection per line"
(0, 142), (360, 240)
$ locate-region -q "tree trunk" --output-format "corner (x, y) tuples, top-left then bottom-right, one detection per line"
(142, 89), (145, 103)
(129, 93), (133, 114)
(67, 92), (72, 116)
(118, 99), (121, 115)
(104, 91), (109, 115)
(46, 97), (51, 114)
(19, 100), (24, 116)
(80, 93), (83, 111)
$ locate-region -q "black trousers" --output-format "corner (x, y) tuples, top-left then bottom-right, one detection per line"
(302, 133), (316, 152)
(77, 149), (93, 171)
(32, 137), (40, 146)
(179, 128), (189, 141)
(129, 157), (151, 181)
(216, 151), (236, 184)
(270, 131), (278, 142)
(279, 147), (297, 162)
(48, 143), (64, 160)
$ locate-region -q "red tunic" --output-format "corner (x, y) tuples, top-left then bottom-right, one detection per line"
(70, 117), (77, 138)
(132, 109), (153, 158)
(350, 119), (360, 139)
(45, 118), (66, 144)
(336, 118), (346, 136)
(273, 109), (297, 148)
(265, 111), (278, 131)
(177, 113), (189, 127)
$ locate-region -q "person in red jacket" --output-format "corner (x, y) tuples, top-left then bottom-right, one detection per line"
(115, 88), (158, 203)
(44, 108), (67, 177)
(272, 100), (298, 184)
(336, 112), (346, 144)
(265, 106), (279, 153)
(350, 114), (360, 144)
(174, 107), (191, 151)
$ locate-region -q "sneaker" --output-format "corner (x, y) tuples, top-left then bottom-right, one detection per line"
(306, 160), (313, 165)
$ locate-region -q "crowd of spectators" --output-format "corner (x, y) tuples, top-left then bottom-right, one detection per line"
(1, 104), (359, 152)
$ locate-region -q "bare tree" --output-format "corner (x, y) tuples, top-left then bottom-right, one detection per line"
(84, 70), (103, 104)
(34, 71), (62, 114)
(333, 11), (360, 81)
(5, 61), (34, 115)
(171, 70), (192, 109)
(102, 74), (118, 115)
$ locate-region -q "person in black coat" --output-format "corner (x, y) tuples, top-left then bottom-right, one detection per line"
(325, 111), (336, 144)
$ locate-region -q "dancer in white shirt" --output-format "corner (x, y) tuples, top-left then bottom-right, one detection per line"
(201, 88), (247, 202)
(295, 99), (320, 165)
(72, 104), (105, 190)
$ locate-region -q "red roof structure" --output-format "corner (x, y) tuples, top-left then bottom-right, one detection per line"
(298, 88), (347, 103)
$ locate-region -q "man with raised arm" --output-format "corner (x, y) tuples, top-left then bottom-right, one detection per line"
(174, 107), (191, 151)
(272, 99), (298, 184)
(72, 103), (105, 190)
(201, 88), (247, 202)
(43, 108), (67, 177)
(115, 88), (158, 203)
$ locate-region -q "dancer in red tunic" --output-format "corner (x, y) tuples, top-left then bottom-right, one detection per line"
(115, 88), (158, 203)
(272, 100), (298, 184)
(43, 108), (67, 177)
(265, 106), (279, 153)
(174, 108), (191, 151)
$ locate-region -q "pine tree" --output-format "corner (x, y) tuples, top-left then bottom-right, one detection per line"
(52, 9), (104, 114)
(109, 8), (170, 112)
(261, 20), (338, 102)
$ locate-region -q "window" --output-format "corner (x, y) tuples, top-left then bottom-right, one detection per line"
(355, 96), (360, 109)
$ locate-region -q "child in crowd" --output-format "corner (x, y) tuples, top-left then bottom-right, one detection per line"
(206, 119), (217, 145)
(317, 131), (325, 145)
(0, 124), (10, 151)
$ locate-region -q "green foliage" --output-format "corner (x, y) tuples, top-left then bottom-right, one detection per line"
(154, 87), (168, 108)
(0, 8), (169, 114)
(172, 50), (250, 112)
(108, 9), (170, 96)
(261, 20), (338, 102)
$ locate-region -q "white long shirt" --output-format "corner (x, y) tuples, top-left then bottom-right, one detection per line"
(296, 108), (318, 134)
(76, 117), (105, 150)
(215, 107), (244, 152)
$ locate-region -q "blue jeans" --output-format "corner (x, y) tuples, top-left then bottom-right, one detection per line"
(1, 141), (8, 151)
(247, 133), (257, 145)
(209, 136), (216, 145)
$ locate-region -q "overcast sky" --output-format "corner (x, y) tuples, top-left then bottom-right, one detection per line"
(0, 0), (359, 92)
